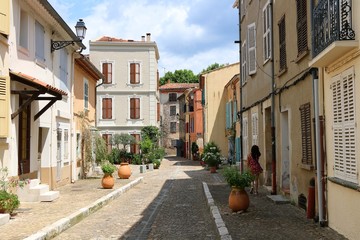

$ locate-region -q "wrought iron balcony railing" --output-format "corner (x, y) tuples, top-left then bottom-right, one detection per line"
(312, 0), (355, 58)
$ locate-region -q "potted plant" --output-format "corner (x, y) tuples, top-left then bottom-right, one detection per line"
(0, 190), (20, 215)
(203, 142), (221, 173)
(191, 142), (199, 161)
(222, 167), (255, 212)
(101, 162), (117, 189)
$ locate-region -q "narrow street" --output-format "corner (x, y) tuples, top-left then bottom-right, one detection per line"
(52, 157), (346, 240)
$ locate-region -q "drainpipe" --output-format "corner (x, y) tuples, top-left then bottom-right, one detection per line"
(70, 51), (76, 183)
(311, 68), (325, 226)
(235, 0), (243, 173)
(270, 0), (277, 195)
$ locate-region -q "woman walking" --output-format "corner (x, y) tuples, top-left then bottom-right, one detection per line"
(247, 145), (263, 194)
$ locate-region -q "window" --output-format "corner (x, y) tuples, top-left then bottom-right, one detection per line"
(242, 117), (248, 159)
(170, 122), (177, 133)
(130, 134), (140, 154)
(64, 129), (69, 161)
(0, 77), (9, 137)
(0, 0), (10, 35)
(226, 101), (233, 129)
(102, 134), (112, 153)
(130, 63), (140, 84)
(300, 103), (312, 165)
(102, 98), (112, 119)
(60, 49), (68, 91)
(35, 21), (45, 62)
(278, 16), (287, 72)
(252, 113), (258, 146)
(76, 133), (81, 158)
(130, 98), (140, 119)
(296, 0), (308, 56)
(241, 41), (247, 84)
(19, 10), (28, 49)
(332, 67), (357, 183)
(247, 23), (257, 75)
(240, 0), (246, 20)
(263, 1), (272, 62)
(169, 93), (177, 102)
(102, 62), (112, 84)
(170, 106), (177, 116)
(157, 102), (160, 121)
(84, 78), (89, 109)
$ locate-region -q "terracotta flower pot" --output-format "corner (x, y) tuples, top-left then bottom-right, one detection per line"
(118, 162), (132, 179)
(210, 166), (217, 173)
(101, 174), (114, 189)
(228, 187), (250, 212)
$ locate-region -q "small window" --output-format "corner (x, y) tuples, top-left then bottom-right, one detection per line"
(169, 93), (177, 102)
(84, 79), (89, 109)
(278, 16), (287, 72)
(170, 122), (177, 133)
(130, 98), (140, 119)
(19, 10), (29, 49)
(170, 106), (177, 116)
(263, 1), (272, 62)
(102, 62), (112, 84)
(130, 63), (140, 84)
(300, 103), (312, 165)
(102, 98), (112, 119)
(35, 21), (45, 62)
(296, 0), (308, 56)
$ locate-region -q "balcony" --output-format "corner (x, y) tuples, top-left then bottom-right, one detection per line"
(309, 0), (357, 67)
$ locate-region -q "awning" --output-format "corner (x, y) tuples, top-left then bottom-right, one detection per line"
(10, 70), (67, 121)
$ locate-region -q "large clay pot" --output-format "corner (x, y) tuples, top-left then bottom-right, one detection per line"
(101, 174), (114, 189)
(118, 162), (132, 179)
(228, 187), (250, 212)
(210, 166), (217, 173)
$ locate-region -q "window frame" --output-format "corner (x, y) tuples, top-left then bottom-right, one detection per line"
(35, 20), (45, 63)
(129, 62), (141, 85)
(129, 97), (141, 120)
(263, 1), (272, 63)
(170, 105), (177, 116)
(300, 102), (312, 166)
(84, 78), (89, 110)
(296, 0), (308, 57)
(247, 22), (257, 75)
(101, 61), (114, 84)
(170, 122), (177, 133)
(278, 15), (287, 72)
(169, 93), (177, 102)
(101, 96), (113, 120)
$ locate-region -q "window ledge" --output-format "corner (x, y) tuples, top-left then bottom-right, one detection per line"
(127, 83), (143, 87)
(300, 164), (314, 171)
(295, 50), (309, 63)
(278, 67), (287, 77)
(328, 177), (360, 192)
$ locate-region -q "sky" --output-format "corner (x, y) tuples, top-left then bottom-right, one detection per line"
(48, 0), (240, 76)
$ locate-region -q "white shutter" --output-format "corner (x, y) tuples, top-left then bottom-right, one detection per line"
(0, 76), (9, 137)
(242, 117), (248, 159)
(248, 23), (257, 75)
(263, 1), (271, 62)
(332, 67), (357, 183)
(242, 41), (247, 85)
(252, 113), (258, 146)
(240, 0), (246, 20)
(35, 21), (45, 61)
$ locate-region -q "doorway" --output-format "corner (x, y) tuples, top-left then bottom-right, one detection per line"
(18, 97), (31, 175)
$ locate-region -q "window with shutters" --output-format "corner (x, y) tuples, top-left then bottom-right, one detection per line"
(59, 48), (68, 92)
(247, 23), (257, 75)
(102, 134), (112, 153)
(129, 62), (141, 84)
(157, 102), (160, 121)
(296, 0), (308, 57)
(242, 117), (248, 159)
(130, 133), (140, 154)
(170, 122), (177, 133)
(102, 62), (113, 84)
(242, 41), (247, 85)
(332, 67), (357, 183)
(84, 78), (89, 110)
(0, 0), (10, 35)
(278, 16), (287, 72)
(102, 97), (113, 119)
(240, 0), (246, 21)
(170, 105), (177, 116)
(0, 76), (9, 138)
(35, 21), (45, 62)
(252, 113), (258, 146)
(169, 93), (177, 102)
(263, 1), (271, 63)
(19, 10), (29, 49)
(300, 103), (312, 165)
(130, 98), (140, 119)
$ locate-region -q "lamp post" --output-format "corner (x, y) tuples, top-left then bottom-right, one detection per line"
(51, 19), (87, 52)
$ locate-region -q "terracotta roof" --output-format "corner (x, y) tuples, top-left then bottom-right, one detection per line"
(159, 83), (199, 90)
(10, 70), (67, 96)
(96, 36), (140, 42)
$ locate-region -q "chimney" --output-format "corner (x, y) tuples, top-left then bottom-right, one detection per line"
(146, 33), (151, 42)
(141, 35), (145, 41)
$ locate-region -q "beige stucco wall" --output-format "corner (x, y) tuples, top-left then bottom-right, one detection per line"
(203, 63), (240, 156)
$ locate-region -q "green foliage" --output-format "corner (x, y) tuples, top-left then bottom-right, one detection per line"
(0, 167), (29, 192)
(112, 133), (136, 150)
(192, 142), (199, 154)
(109, 148), (120, 164)
(153, 159), (161, 169)
(94, 133), (109, 164)
(141, 126), (160, 144)
(159, 69), (198, 85)
(101, 162), (117, 175)
(0, 190), (20, 214)
(222, 167), (255, 190)
(199, 63), (225, 74)
(154, 147), (166, 160)
(203, 142), (221, 167)
(139, 137), (153, 155)
(132, 154), (142, 165)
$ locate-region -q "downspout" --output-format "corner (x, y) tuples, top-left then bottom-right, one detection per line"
(270, 0), (277, 194)
(70, 51), (76, 183)
(235, 0), (243, 173)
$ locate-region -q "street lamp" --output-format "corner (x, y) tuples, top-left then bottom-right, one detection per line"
(51, 19), (87, 52)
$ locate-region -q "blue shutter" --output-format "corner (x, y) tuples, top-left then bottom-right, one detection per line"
(226, 102), (230, 129)
(235, 137), (241, 162)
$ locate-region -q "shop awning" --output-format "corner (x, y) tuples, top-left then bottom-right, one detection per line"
(10, 70), (67, 121)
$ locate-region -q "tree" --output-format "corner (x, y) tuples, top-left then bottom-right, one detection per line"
(159, 69), (198, 85)
(199, 63), (225, 75)
(112, 133), (135, 150)
(141, 126), (160, 144)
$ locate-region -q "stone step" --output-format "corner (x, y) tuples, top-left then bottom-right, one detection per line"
(39, 191), (60, 202)
(0, 214), (10, 226)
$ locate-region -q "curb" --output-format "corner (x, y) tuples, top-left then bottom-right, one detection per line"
(23, 177), (143, 240)
(202, 182), (232, 240)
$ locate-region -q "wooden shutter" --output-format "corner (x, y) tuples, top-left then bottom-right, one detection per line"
(0, 0), (10, 35)
(130, 98), (140, 119)
(248, 23), (256, 75)
(0, 76), (9, 137)
(102, 98), (112, 119)
(278, 16), (287, 71)
(130, 63), (140, 84)
(157, 102), (160, 121)
(300, 103), (312, 165)
(131, 134), (140, 154)
(296, 0), (308, 56)
(102, 63), (112, 84)
(242, 117), (248, 159)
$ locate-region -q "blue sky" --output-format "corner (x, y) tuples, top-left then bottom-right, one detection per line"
(48, 0), (240, 76)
